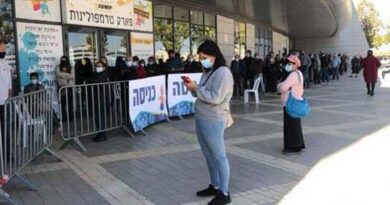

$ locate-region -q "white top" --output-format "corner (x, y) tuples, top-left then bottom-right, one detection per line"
(0, 59), (12, 105)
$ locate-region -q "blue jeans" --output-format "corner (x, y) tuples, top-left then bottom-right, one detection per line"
(196, 118), (230, 194)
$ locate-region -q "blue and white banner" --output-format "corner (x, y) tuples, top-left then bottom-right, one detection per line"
(167, 73), (202, 117)
(129, 75), (168, 132)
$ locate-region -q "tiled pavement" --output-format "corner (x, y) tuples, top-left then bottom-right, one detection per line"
(3, 75), (390, 205)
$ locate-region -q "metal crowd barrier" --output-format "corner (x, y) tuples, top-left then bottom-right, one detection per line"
(0, 89), (60, 205)
(58, 81), (134, 152)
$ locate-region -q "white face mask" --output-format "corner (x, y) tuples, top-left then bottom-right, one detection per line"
(285, 64), (294, 72)
(96, 66), (104, 73)
(126, 61), (132, 67)
(31, 79), (38, 84)
(132, 61), (139, 67)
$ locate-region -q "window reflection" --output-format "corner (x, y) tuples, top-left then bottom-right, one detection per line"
(104, 34), (127, 67)
(68, 32), (99, 67)
(154, 18), (173, 34)
(155, 34), (173, 61)
(0, 20), (16, 80)
(174, 36), (190, 58)
(0, 0), (13, 18)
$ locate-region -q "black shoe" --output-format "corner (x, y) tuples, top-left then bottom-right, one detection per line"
(367, 91), (371, 95)
(282, 149), (302, 155)
(370, 92), (374, 96)
(208, 191), (231, 205)
(197, 185), (219, 197)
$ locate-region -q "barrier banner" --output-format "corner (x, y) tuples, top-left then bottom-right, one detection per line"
(129, 75), (168, 132)
(167, 73), (202, 117)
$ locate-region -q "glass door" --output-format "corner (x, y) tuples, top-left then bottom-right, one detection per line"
(67, 27), (99, 68)
(103, 30), (128, 68)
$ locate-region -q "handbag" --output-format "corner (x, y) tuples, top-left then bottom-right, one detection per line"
(286, 71), (311, 118)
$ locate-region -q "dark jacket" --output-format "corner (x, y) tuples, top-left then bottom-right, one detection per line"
(24, 83), (45, 94)
(146, 63), (159, 77)
(230, 60), (247, 76)
(184, 61), (202, 73)
(249, 59), (263, 77)
(243, 57), (254, 76)
(120, 66), (138, 81)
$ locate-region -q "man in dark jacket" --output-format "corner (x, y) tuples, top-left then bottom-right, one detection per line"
(86, 61), (109, 142)
(24, 72), (44, 94)
(243, 50), (254, 90)
(231, 54), (247, 98)
(249, 54), (263, 88)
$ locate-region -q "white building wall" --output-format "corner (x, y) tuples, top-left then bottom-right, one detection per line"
(246, 23), (255, 54)
(295, 2), (369, 56)
(273, 32), (289, 56)
(217, 15), (235, 62)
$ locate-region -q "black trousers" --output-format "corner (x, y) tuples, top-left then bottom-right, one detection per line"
(283, 107), (305, 151)
(366, 82), (376, 94)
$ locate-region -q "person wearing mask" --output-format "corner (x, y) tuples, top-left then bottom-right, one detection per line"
(112, 56), (126, 81)
(75, 57), (93, 85)
(184, 40), (233, 205)
(230, 54), (246, 98)
(184, 54), (202, 73)
(249, 54), (263, 88)
(56, 56), (74, 87)
(24, 72), (44, 93)
(0, 40), (12, 143)
(166, 50), (182, 73)
(243, 50), (254, 90)
(277, 55), (305, 155)
(101, 56), (108, 69)
(146, 56), (159, 77)
(137, 59), (146, 79)
(362, 50), (381, 96)
(299, 50), (312, 88)
(120, 56), (137, 81)
(85, 61), (109, 142)
(312, 54), (321, 85)
(350, 55), (361, 78)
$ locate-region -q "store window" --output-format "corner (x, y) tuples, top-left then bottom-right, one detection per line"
(0, 0), (13, 18)
(103, 31), (128, 67)
(68, 30), (99, 67)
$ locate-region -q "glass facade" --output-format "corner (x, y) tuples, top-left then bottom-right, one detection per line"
(234, 21), (246, 58)
(255, 27), (273, 59)
(154, 5), (216, 61)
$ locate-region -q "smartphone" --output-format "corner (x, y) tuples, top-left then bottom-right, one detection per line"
(181, 76), (191, 83)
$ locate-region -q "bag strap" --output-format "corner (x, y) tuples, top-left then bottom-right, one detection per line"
(201, 68), (217, 86)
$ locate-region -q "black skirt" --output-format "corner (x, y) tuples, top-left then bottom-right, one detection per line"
(283, 107), (305, 151)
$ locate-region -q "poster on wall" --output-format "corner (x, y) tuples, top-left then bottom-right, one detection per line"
(133, 0), (153, 32)
(129, 76), (168, 132)
(63, 0), (153, 31)
(15, 0), (61, 22)
(167, 73), (202, 117)
(17, 22), (63, 112)
(130, 32), (154, 61)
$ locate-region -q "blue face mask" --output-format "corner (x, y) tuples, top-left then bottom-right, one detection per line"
(285, 64), (294, 72)
(201, 58), (213, 70)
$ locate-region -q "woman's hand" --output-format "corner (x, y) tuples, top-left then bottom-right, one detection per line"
(185, 80), (198, 92)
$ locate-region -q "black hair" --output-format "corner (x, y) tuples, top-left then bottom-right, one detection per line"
(115, 56), (125, 68)
(140, 60), (146, 65)
(246, 50), (252, 55)
(148, 56), (154, 61)
(168, 50), (174, 55)
(132, 56), (140, 61)
(59, 55), (71, 73)
(30, 72), (38, 78)
(197, 39), (226, 71)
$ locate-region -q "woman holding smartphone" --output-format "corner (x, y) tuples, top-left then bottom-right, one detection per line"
(184, 40), (234, 205)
